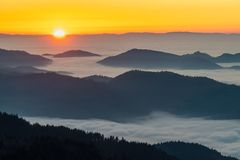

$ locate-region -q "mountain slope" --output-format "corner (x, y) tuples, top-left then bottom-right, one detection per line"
(156, 142), (237, 160)
(54, 50), (100, 58)
(185, 51), (240, 63)
(0, 112), (176, 160)
(214, 53), (240, 63)
(98, 49), (221, 69)
(184, 51), (214, 61)
(0, 70), (240, 120)
(0, 48), (52, 67)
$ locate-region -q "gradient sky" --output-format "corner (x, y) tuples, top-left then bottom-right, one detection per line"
(1, 0), (240, 34)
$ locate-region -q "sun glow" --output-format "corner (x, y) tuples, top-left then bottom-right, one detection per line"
(1, 1), (240, 34)
(53, 29), (66, 38)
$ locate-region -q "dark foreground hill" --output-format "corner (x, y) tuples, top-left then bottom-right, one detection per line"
(0, 112), (175, 160)
(0, 70), (240, 120)
(98, 49), (221, 69)
(155, 142), (237, 160)
(0, 112), (237, 160)
(54, 50), (100, 58)
(0, 48), (52, 67)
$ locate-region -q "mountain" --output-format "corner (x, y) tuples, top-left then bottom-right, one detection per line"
(0, 48), (52, 67)
(214, 53), (240, 63)
(228, 66), (240, 70)
(0, 112), (176, 160)
(0, 66), (48, 75)
(2, 32), (240, 56)
(155, 142), (237, 160)
(0, 112), (237, 160)
(42, 53), (54, 56)
(82, 75), (112, 83)
(0, 70), (240, 121)
(54, 50), (101, 58)
(0, 66), (72, 76)
(186, 51), (240, 63)
(98, 49), (221, 69)
(184, 51), (214, 61)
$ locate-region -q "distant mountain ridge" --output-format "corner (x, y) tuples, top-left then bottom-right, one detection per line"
(0, 70), (240, 121)
(98, 49), (222, 69)
(54, 50), (101, 58)
(42, 53), (54, 56)
(3, 32), (240, 55)
(186, 51), (240, 63)
(184, 51), (214, 61)
(0, 48), (52, 67)
(82, 75), (112, 83)
(0, 66), (72, 76)
(0, 66), (48, 75)
(99, 49), (240, 69)
(215, 53), (240, 63)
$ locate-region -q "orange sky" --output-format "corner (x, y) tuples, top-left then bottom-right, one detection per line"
(1, 0), (240, 34)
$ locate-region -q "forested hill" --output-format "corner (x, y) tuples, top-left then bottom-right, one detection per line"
(1, 70), (240, 120)
(0, 112), (175, 160)
(0, 112), (237, 160)
(156, 142), (238, 160)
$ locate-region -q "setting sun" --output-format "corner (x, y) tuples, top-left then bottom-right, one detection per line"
(53, 29), (66, 38)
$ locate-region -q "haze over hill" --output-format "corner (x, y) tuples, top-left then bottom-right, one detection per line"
(2, 32), (240, 56)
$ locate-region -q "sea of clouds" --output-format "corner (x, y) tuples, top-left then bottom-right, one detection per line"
(25, 112), (240, 158)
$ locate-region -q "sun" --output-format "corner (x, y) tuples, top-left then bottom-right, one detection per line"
(53, 29), (66, 38)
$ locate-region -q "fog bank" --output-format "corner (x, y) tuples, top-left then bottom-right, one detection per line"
(25, 112), (240, 158)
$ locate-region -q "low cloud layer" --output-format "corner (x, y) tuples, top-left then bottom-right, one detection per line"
(25, 112), (240, 158)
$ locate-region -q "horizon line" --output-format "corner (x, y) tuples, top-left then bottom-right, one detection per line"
(1, 31), (240, 36)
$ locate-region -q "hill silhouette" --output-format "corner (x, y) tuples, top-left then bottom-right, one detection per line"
(184, 51), (214, 61)
(0, 48), (52, 67)
(0, 66), (73, 76)
(0, 66), (48, 75)
(98, 49), (221, 69)
(42, 53), (54, 56)
(186, 51), (240, 63)
(0, 112), (176, 160)
(214, 53), (240, 63)
(0, 70), (240, 120)
(155, 142), (237, 160)
(82, 75), (112, 83)
(54, 50), (101, 58)
(0, 112), (237, 160)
